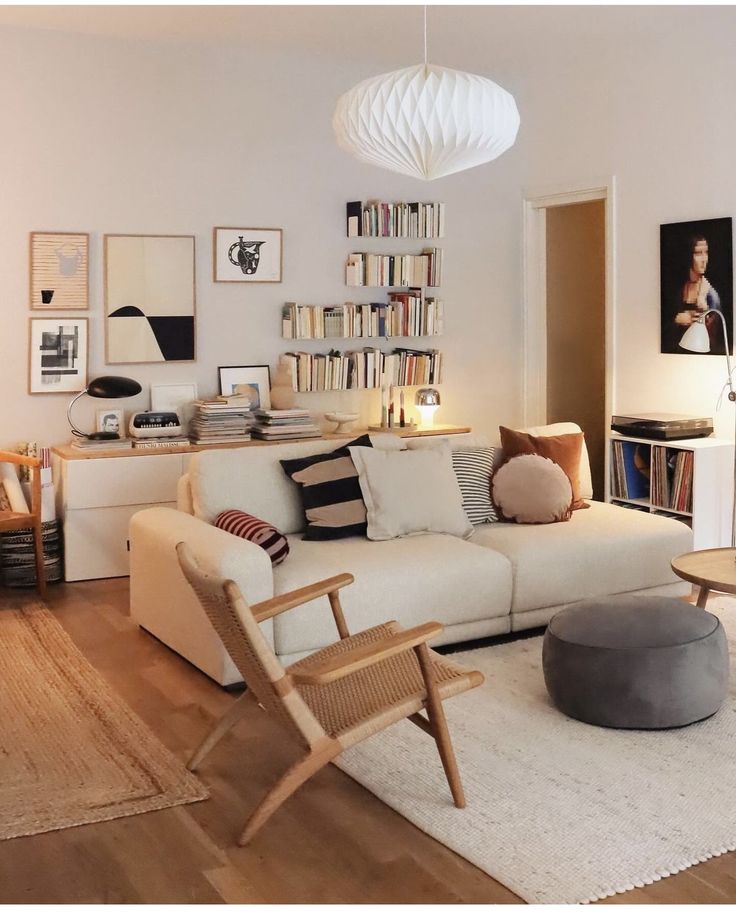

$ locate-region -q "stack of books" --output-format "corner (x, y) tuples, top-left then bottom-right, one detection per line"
(251, 409), (321, 441)
(189, 399), (255, 446)
(70, 437), (132, 451)
(131, 436), (190, 450)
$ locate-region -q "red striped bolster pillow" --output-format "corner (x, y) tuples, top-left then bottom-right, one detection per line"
(214, 510), (290, 566)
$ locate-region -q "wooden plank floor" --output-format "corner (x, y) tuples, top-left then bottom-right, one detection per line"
(0, 578), (734, 904)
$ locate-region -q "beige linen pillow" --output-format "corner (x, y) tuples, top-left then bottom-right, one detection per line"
(348, 444), (473, 541)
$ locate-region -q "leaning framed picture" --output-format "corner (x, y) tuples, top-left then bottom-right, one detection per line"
(28, 317), (88, 395)
(218, 364), (271, 408)
(104, 234), (196, 364)
(150, 381), (198, 422)
(213, 227), (282, 283)
(660, 217), (733, 355)
(96, 408), (124, 436)
(30, 231), (89, 310)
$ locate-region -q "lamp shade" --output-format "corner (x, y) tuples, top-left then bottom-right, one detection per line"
(415, 387), (441, 407)
(679, 321), (711, 353)
(86, 376), (142, 399)
(333, 64), (520, 181)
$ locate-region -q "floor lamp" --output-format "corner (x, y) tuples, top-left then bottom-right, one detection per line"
(679, 309), (736, 549)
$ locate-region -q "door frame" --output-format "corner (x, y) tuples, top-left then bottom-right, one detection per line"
(522, 177), (617, 498)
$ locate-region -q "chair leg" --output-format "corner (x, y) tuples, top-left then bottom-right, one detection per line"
(32, 520), (47, 598)
(415, 643), (466, 809)
(238, 743), (339, 846)
(188, 691), (252, 771)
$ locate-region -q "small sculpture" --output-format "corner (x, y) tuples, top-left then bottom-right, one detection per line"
(324, 412), (359, 435)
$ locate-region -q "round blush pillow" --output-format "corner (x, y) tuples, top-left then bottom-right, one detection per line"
(492, 453), (573, 524)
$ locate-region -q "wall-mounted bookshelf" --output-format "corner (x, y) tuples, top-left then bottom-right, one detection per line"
(345, 249), (442, 288)
(281, 293), (443, 340)
(280, 348), (442, 393)
(347, 200), (445, 238)
(608, 432), (732, 549)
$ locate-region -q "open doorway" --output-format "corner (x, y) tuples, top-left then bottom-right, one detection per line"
(523, 182), (615, 501)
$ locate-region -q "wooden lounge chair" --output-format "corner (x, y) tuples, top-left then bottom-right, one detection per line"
(0, 451), (46, 597)
(176, 541), (484, 845)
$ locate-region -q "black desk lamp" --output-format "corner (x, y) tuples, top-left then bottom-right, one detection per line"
(67, 375), (142, 440)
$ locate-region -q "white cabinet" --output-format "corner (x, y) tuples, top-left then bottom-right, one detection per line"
(53, 449), (186, 581)
(608, 433), (733, 550)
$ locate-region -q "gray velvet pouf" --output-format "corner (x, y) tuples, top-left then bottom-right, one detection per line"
(542, 596), (730, 729)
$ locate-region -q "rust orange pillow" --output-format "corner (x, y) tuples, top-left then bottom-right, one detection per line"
(497, 427), (590, 511)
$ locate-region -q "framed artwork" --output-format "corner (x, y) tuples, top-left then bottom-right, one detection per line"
(218, 364), (271, 409)
(213, 227), (282, 283)
(28, 317), (88, 395)
(104, 234), (196, 364)
(96, 408), (124, 436)
(150, 381), (198, 422)
(660, 217), (733, 355)
(30, 231), (89, 310)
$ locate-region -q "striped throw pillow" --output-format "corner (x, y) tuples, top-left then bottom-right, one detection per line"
(451, 447), (499, 525)
(214, 510), (290, 565)
(280, 435), (373, 540)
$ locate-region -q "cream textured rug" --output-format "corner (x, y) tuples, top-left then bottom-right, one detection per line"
(336, 596), (736, 904)
(0, 600), (207, 840)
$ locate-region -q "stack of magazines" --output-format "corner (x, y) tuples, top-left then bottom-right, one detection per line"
(190, 399), (255, 445)
(251, 409), (321, 441)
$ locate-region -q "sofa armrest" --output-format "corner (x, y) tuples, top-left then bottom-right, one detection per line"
(129, 506), (275, 686)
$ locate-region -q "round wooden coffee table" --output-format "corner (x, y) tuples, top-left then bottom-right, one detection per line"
(671, 548), (736, 608)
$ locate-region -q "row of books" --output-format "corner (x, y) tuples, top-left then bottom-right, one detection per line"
(345, 249), (442, 288)
(189, 398), (255, 446)
(279, 348), (442, 392)
(251, 408), (321, 441)
(281, 293), (443, 340)
(346, 200), (446, 238)
(652, 448), (694, 513)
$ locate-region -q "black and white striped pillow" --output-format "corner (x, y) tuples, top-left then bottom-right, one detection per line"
(452, 447), (499, 525)
(214, 510), (290, 565)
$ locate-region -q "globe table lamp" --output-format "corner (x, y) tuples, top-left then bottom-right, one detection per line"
(67, 375), (142, 441)
(679, 309), (736, 548)
(415, 387), (441, 429)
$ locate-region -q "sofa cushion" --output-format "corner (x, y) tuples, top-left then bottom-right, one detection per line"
(280, 434), (373, 540)
(188, 434), (403, 533)
(271, 534), (512, 657)
(519, 422), (593, 499)
(214, 509), (290, 565)
(349, 444), (473, 541)
(469, 500), (693, 615)
(452, 447), (499, 524)
(497, 426), (588, 510)
(492, 454), (573, 523)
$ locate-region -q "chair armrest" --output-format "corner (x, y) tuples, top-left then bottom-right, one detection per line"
(0, 451), (40, 468)
(250, 573), (354, 623)
(289, 621), (443, 686)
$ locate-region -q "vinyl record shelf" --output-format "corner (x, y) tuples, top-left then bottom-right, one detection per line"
(608, 432), (733, 550)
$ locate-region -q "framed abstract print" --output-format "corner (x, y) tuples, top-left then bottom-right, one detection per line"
(217, 364), (271, 408)
(213, 227), (282, 283)
(28, 317), (88, 394)
(30, 231), (89, 310)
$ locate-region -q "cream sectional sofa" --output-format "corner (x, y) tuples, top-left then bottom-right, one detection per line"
(129, 424), (692, 686)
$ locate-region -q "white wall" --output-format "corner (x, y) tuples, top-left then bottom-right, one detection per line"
(3, 6), (736, 452)
(0, 21), (524, 449)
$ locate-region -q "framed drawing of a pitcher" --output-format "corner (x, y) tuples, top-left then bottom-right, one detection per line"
(30, 231), (89, 309)
(213, 227), (282, 283)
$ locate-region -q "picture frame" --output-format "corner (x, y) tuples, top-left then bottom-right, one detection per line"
(28, 317), (88, 395)
(96, 408), (124, 436)
(104, 234), (196, 364)
(150, 381), (198, 423)
(213, 227), (283, 283)
(660, 217), (733, 355)
(218, 364), (271, 409)
(30, 231), (89, 310)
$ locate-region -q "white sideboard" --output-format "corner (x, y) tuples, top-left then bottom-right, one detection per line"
(52, 426), (472, 582)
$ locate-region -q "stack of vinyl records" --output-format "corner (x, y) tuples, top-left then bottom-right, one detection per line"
(251, 409), (322, 441)
(189, 400), (255, 445)
(0, 519), (62, 587)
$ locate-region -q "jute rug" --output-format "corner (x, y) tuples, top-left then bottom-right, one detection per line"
(0, 600), (207, 840)
(336, 596), (736, 904)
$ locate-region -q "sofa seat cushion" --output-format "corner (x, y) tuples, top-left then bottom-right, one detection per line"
(271, 534), (512, 657)
(469, 500), (693, 615)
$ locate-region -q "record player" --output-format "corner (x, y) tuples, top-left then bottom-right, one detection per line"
(611, 413), (713, 441)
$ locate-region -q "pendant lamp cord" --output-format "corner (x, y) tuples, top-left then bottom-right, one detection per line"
(423, 5), (428, 70)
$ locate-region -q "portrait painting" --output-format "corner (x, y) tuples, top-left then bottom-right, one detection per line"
(660, 217), (733, 354)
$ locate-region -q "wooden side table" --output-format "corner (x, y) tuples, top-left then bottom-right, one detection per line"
(671, 548), (736, 608)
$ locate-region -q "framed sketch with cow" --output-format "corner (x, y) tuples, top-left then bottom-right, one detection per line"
(213, 227), (283, 283)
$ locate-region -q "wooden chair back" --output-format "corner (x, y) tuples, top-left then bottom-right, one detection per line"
(176, 542), (327, 750)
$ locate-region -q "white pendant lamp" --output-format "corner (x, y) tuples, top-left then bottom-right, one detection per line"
(332, 9), (520, 181)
